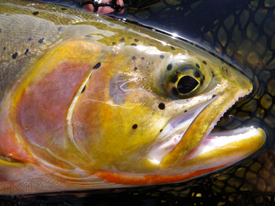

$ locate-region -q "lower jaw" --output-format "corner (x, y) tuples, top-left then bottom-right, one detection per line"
(172, 126), (266, 173)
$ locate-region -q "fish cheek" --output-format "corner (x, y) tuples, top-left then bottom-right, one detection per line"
(72, 68), (164, 171)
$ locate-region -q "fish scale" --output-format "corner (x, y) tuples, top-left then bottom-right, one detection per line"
(0, 7), (60, 100)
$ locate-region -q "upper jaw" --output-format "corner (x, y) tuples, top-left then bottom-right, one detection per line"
(148, 104), (265, 173)
(148, 96), (215, 165)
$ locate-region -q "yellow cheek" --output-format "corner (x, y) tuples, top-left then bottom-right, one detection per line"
(71, 66), (166, 170)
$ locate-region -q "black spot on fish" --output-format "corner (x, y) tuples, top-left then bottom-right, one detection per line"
(167, 64), (172, 71)
(158, 103), (165, 110)
(200, 79), (204, 85)
(170, 75), (178, 83)
(12, 52), (18, 59)
(212, 94), (216, 98)
(61, 8), (67, 10)
(131, 43), (137, 46)
(124, 27), (129, 31)
(25, 49), (29, 55)
(202, 75), (205, 80)
(171, 46), (175, 50)
(160, 55), (164, 59)
(193, 70), (200, 78)
(28, 37), (32, 41)
(38, 38), (44, 44)
(211, 71), (215, 77)
(141, 57), (145, 60)
(109, 23), (115, 26)
(195, 63), (200, 68)
(132, 56), (136, 60)
(172, 87), (179, 95)
(81, 85), (86, 93)
(112, 42), (116, 45)
(85, 35), (92, 38)
(134, 39), (139, 42)
(32, 11), (39, 16)
(202, 60), (207, 65)
(58, 27), (63, 31)
(0, 28), (1, 33)
(132, 124), (138, 129)
(160, 129), (163, 132)
(134, 67), (138, 71)
(3, 47), (6, 51)
(184, 110), (187, 113)
(93, 62), (101, 69)
(119, 38), (125, 42)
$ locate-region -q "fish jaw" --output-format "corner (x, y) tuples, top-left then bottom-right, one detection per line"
(175, 127), (266, 172)
(146, 79), (266, 179)
(150, 126), (265, 173)
(93, 127), (265, 187)
(160, 90), (254, 169)
(148, 63), (266, 171)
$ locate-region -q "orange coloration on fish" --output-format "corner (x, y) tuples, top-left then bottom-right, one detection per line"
(93, 166), (225, 185)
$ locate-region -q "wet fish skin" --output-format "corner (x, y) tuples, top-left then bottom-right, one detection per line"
(8, 1), (275, 204)
(123, 0), (275, 197)
(0, 0), (264, 194)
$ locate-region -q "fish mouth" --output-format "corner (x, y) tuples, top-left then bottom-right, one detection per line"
(148, 89), (266, 171)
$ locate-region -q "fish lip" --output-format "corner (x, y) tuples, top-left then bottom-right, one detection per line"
(174, 126), (266, 175)
(149, 120), (265, 170)
(148, 88), (252, 168)
(183, 126), (262, 161)
(159, 80), (254, 169)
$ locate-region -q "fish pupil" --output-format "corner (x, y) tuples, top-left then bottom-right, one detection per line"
(177, 76), (198, 94)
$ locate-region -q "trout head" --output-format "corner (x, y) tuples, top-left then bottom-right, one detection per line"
(0, 12), (266, 193)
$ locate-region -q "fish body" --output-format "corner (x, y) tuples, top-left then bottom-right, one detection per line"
(0, 0), (265, 194)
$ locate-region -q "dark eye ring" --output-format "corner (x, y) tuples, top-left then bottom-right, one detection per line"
(164, 64), (204, 98)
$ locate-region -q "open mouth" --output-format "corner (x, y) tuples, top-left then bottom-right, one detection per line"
(148, 90), (266, 172)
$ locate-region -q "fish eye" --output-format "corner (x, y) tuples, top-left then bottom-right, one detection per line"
(175, 76), (199, 94)
(166, 64), (203, 98)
